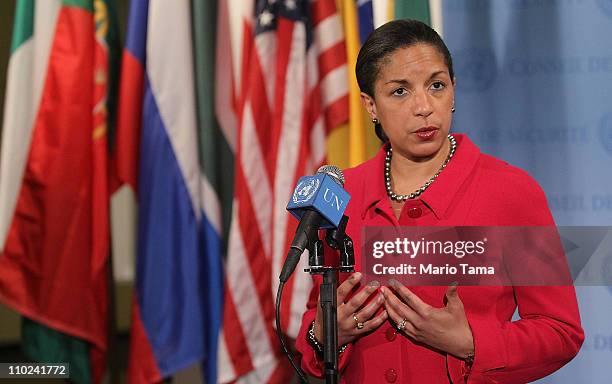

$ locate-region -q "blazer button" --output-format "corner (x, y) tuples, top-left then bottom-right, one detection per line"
(385, 327), (397, 341)
(407, 207), (422, 218)
(385, 368), (398, 383)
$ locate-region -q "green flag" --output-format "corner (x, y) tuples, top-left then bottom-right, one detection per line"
(395, 0), (431, 24)
(0, 1), (119, 382)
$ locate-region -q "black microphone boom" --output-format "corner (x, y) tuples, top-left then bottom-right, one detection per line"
(279, 209), (321, 282)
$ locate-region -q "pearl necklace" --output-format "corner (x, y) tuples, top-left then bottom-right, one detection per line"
(385, 135), (457, 202)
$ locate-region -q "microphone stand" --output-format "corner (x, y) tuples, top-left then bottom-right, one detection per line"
(305, 215), (354, 384)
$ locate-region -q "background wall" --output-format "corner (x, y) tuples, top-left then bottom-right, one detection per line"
(443, 1), (612, 382)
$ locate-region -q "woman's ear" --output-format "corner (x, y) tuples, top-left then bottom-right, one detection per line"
(360, 92), (377, 120)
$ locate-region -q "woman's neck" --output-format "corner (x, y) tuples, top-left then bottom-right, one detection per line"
(389, 138), (451, 196)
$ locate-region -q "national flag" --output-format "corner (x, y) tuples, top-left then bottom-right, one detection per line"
(217, 0), (349, 381)
(395, 0), (431, 24)
(339, 0), (374, 167)
(0, 0), (116, 382)
(192, 0), (230, 382)
(357, 0), (375, 44)
(371, 0), (394, 31)
(394, 0), (444, 35)
(328, 0), (391, 170)
(114, 0), (223, 382)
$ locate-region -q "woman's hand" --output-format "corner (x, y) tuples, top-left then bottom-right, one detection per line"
(381, 280), (474, 359)
(314, 272), (388, 347)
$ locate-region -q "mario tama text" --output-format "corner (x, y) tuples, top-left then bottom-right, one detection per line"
(373, 262), (495, 276)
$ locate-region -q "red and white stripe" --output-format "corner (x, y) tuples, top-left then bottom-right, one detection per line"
(0, 2), (61, 251)
(217, 0), (348, 382)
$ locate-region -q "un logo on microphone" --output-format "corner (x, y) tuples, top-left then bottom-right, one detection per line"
(293, 178), (320, 204)
(454, 47), (497, 92)
(597, 0), (612, 18)
(600, 113), (612, 156)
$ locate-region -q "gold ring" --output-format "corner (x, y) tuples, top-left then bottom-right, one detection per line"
(353, 314), (365, 330)
(397, 318), (407, 331)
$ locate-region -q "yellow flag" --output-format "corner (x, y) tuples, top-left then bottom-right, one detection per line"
(327, 0), (390, 169)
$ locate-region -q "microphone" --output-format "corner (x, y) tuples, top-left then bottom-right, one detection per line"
(279, 165), (351, 282)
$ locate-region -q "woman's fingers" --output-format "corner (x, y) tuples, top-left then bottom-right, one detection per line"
(388, 279), (429, 316)
(342, 280), (380, 314)
(381, 286), (420, 327)
(444, 282), (464, 311)
(337, 308), (388, 346)
(358, 308), (388, 334)
(337, 282), (387, 344)
(337, 272), (362, 304)
(350, 293), (384, 324)
(383, 291), (417, 338)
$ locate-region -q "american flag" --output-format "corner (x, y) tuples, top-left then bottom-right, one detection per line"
(217, 0), (349, 381)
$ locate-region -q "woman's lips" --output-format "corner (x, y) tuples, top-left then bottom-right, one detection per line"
(414, 127), (438, 140)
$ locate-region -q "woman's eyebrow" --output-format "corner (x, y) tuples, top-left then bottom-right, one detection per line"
(384, 71), (448, 86)
(384, 79), (410, 86)
(428, 70), (447, 79)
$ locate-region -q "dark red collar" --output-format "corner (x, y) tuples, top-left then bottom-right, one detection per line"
(355, 133), (481, 220)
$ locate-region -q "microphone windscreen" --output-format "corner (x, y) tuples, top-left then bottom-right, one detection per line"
(317, 165), (344, 186)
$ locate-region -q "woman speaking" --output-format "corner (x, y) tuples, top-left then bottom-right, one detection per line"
(295, 19), (583, 383)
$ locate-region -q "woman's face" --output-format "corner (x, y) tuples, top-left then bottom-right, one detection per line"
(362, 43), (455, 161)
